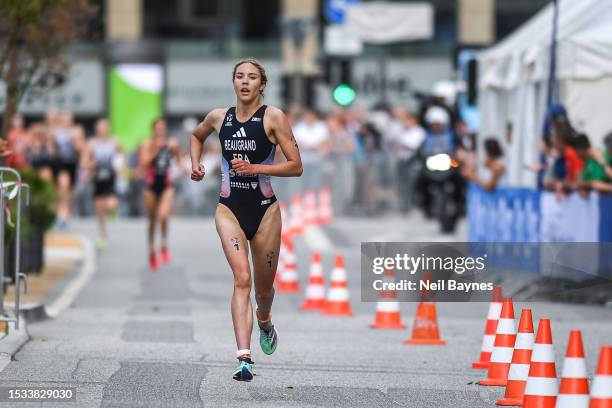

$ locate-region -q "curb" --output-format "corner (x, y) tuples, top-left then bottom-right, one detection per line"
(0, 320), (29, 372)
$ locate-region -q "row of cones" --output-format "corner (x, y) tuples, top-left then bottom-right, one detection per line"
(278, 249), (447, 346)
(473, 289), (611, 407)
(279, 187), (334, 237)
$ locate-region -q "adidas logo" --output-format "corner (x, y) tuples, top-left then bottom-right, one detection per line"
(251, 117), (261, 122)
(251, 182), (258, 189)
(232, 127), (247, 138)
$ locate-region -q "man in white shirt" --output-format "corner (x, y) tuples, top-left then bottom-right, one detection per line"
(394, 110), (426, 213)
(292, 110), (331, 191)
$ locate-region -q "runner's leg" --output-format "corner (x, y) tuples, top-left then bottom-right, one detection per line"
(215, 203), (253, 351)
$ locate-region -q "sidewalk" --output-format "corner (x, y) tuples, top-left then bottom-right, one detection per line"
(0, 232), (86, 370)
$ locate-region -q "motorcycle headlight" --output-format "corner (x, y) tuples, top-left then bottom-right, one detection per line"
(425, 154), (452, 171)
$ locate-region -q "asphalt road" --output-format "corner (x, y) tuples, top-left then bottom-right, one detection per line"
(0, 214), (610, 407)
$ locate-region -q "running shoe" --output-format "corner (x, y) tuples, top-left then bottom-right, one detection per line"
(259, 325), (278, 355)
(95, 237), (108, 250)
(232, 357), (254, 381)
(160, 247), (171, 264)
(149, 252), (159, 271)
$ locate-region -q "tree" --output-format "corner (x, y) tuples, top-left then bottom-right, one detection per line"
(0, 0), (96, 139)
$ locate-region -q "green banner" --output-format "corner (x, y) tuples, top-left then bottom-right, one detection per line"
(109, 64), (163, 153)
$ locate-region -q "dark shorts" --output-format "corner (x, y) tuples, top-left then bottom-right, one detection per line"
(53, 160), (78, 186)
(94, 179), (115, 198)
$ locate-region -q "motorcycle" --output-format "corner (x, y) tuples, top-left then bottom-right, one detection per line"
(419, 153), (464, 233)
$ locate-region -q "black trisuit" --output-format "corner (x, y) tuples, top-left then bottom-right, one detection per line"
(218, 105), (277, 240)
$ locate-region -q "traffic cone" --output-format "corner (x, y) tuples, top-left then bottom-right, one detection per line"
(480, 297), (517, 386)
(303, 190), (318, 227)
(556, 330), (589, 408)
(277, 236), (300, 293)
(318, 187), (333, 224)
(301, 252), (325, 311)
(370, 267), (405, 329)
(496, 308), (534, 406)
(589, 345), (612, 408)
(523, 318), (558, 408)
(473, 286), (504, 369)
(404, 302), (446, 345)
(321, 255), (352, 316)
(289, 194), (304, 236)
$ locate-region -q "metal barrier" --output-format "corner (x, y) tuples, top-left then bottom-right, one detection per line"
(0, 167), (30, 330)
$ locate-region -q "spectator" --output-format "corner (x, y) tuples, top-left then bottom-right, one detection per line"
(464, 138), (507, 191)
(574, 133), (612, 194)
(394, 110), (426, 213)
(6, 114), (30, 168)
(292, 110), (330, 192)
(26, 123), (55, 181)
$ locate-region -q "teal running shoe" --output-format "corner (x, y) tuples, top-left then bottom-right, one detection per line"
(233, 358), (254, 381)
(259, 325), (278, 355)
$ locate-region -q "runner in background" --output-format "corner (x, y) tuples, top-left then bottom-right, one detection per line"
(140, 118), (183, 271)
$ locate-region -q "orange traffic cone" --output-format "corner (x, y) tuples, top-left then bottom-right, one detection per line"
(473, 287), (504, 369)
(301, 252), (325, 311)
(496, 308), (534, 406)
(523, 318), (557, 408)
(404, 302), (446, 345)
(480, 297), (516, 386)
(277, 236), (300, 293)
(556, 330), (589, 408)
(318, 187), (333, 224)
(590, 345), (612, 408)
(370, 267), (405, 329)
(303, 190), (318, 227)
(321, 255), (352, 316)
(289, 194), (304, 236)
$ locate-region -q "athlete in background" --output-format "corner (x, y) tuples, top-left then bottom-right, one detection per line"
(83, 118), (122, 249)
(140, 118), (183, 270)
(191, 59), (302, 381)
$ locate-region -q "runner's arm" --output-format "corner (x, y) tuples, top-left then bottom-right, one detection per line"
(191, 109), (223, 181)
(232, 107), (302, 177)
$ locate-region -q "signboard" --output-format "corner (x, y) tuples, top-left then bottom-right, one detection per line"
(324, 0), (360, 24)
(324, 25), (363, 56)
(0, 61), (104, 114)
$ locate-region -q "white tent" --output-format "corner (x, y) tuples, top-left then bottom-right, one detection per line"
(478, 0), (612, 186)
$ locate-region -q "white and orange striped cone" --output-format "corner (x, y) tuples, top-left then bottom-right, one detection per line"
(318, 187), (333, 225)
(303, 190), (319, 227)
(523, 318), (558, 408)
(496, 308), (534, 406)
(589, 345), (612, 408)
(277, 236), (300, 293)
(289, 194), (304, 236)
(321, 254), (352, 317)
(370, 267), (405, 329)
(473, 286), (504, 370)
(480, 297), (516, 386)
(279, 201), (290, 237)
(556, 330), (589, 408)
(301, 252), (325, 311)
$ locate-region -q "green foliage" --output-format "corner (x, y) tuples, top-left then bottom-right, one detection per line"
(4, 170), (57, 245)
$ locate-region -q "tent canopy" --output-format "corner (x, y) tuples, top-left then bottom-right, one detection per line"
(479, 0), (612, 90)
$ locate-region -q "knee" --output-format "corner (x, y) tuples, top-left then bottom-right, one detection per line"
(256, 287), (274, 302)
(233, 270), (251, 291)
